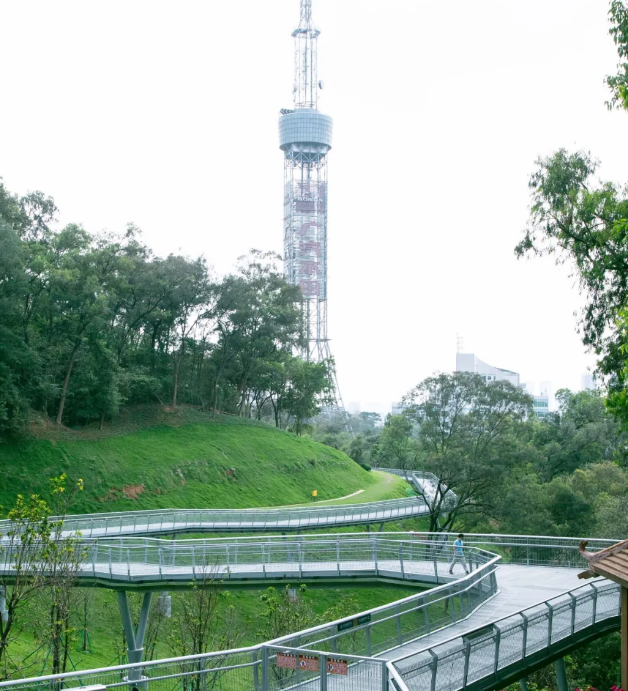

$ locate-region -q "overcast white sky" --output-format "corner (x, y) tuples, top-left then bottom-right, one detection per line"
(2, 0), (626, 413)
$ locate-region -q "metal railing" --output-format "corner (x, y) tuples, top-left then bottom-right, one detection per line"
(0, 497), (428, 539)
(372, 469), (458, 511)
(0, 536), (495, 590)
(267, 550), (500, 657)
(407, 532), (618, 569)
(392, 579), (620, 691)
(0, 547), (499, 690)
(0, 531), (620, 691)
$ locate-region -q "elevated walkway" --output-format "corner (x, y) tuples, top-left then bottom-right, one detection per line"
(0, 497), (429, 538)
(0, 533), (621, 691)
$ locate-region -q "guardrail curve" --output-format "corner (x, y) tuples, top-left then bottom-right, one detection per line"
(0, 496), (428, 538)
(0, 469), (623, 691)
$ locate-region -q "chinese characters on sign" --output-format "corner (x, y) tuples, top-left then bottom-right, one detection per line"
(276, 653), (347, 676)
(299, 655), (320, 672)
(276, 653), (297, 670)
(327, 659), (348, 676)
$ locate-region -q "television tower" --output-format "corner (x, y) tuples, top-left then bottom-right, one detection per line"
(279, 0), (344, 407)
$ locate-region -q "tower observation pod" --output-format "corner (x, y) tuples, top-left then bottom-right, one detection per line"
(279, 0), (343, 407)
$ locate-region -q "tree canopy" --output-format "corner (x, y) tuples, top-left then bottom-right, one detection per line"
(0, 180), (330, 436)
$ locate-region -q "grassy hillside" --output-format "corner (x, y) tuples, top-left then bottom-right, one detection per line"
(0, 414), (406, 514)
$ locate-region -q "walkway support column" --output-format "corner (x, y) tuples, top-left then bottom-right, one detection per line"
(0, 587), (8, 623)
(554, 658), (568, 691)
(118, 591), (153, 684)
(519, 678), (529, 691)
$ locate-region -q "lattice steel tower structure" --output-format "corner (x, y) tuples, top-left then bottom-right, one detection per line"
(279, 0), (343, 405)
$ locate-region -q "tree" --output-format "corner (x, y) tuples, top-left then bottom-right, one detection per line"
(532, 389), (625, 480)
(257, 585), (319, 641)
(168, 565), (243, 691)
(403, 372), (532, 532)
(515, 149), (628, 408)
(283, 358), (334, 435)
(42, 476), (86, 675)
(375, 414), (418, 471)
(160, 255), (213, 409)
(0, 476), (83, 679)
(606, 1), (628, 111)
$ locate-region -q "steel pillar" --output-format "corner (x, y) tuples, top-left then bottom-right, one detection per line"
(622, 586), (628, 691)
(0, 587), (7, 623)
(519, 678), (529, 691)
(554, 658), (568, 691)
(118, 591), (153, 684)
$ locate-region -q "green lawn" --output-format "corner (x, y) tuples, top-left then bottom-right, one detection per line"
(10, 584), (425, 675)
(0, 420), (402, 513)
(0, 411), (421, 678)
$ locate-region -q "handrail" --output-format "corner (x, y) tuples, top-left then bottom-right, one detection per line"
(0, 543), (500, 689)
(0, 496), (429, 537)
(0, 529), (622, 690)
(391, 579), (620, 691)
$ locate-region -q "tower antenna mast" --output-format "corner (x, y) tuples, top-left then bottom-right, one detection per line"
(279, 0), (344, 409)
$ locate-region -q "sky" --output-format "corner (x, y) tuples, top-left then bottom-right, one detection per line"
(1, 0), (626, 415)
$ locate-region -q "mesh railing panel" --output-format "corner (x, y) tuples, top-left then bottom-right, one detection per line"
(393, 581), (620, 691)
(0, 498), (428, 538)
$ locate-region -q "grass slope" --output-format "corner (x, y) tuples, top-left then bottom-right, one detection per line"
(0, 419), (406, 513)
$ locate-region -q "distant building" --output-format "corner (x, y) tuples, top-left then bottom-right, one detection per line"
(531, 392), (550, 418)
(456, 353), (520, 386)
(457, 353), (550, 419)
(582, 373), (596, 391)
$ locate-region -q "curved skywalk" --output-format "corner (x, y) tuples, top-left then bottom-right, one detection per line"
(0, 497), (429, 538)
(0, 532), (621, 691)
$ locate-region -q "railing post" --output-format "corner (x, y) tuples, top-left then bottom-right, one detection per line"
(399, 544), (405, 579)
(569, 593), (577, 638)
(546, 603), (554, 648)
(366, 626), (372, 656)
(591, 583), (598, 623)
(261, 646), (269, 691)
(381, 660), (388, 691)
(493, 627), (501, 678)
(462, 640), (471, 687)
(397, 606), (402, 644)
(521, 613), (528, 658)
(429, 650), (438, 691)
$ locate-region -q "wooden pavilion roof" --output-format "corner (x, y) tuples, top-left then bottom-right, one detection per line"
(579, 538), (628, 587)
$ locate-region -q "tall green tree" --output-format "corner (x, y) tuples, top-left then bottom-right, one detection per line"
(532, 389), (625, 480)
(606, 0), (628, 111)
(403, 372), (532, 532)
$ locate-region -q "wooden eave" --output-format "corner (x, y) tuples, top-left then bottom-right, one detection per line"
(579, 538), (628, 588)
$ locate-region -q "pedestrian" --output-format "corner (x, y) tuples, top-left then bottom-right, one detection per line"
(449, 533), (469, 575)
